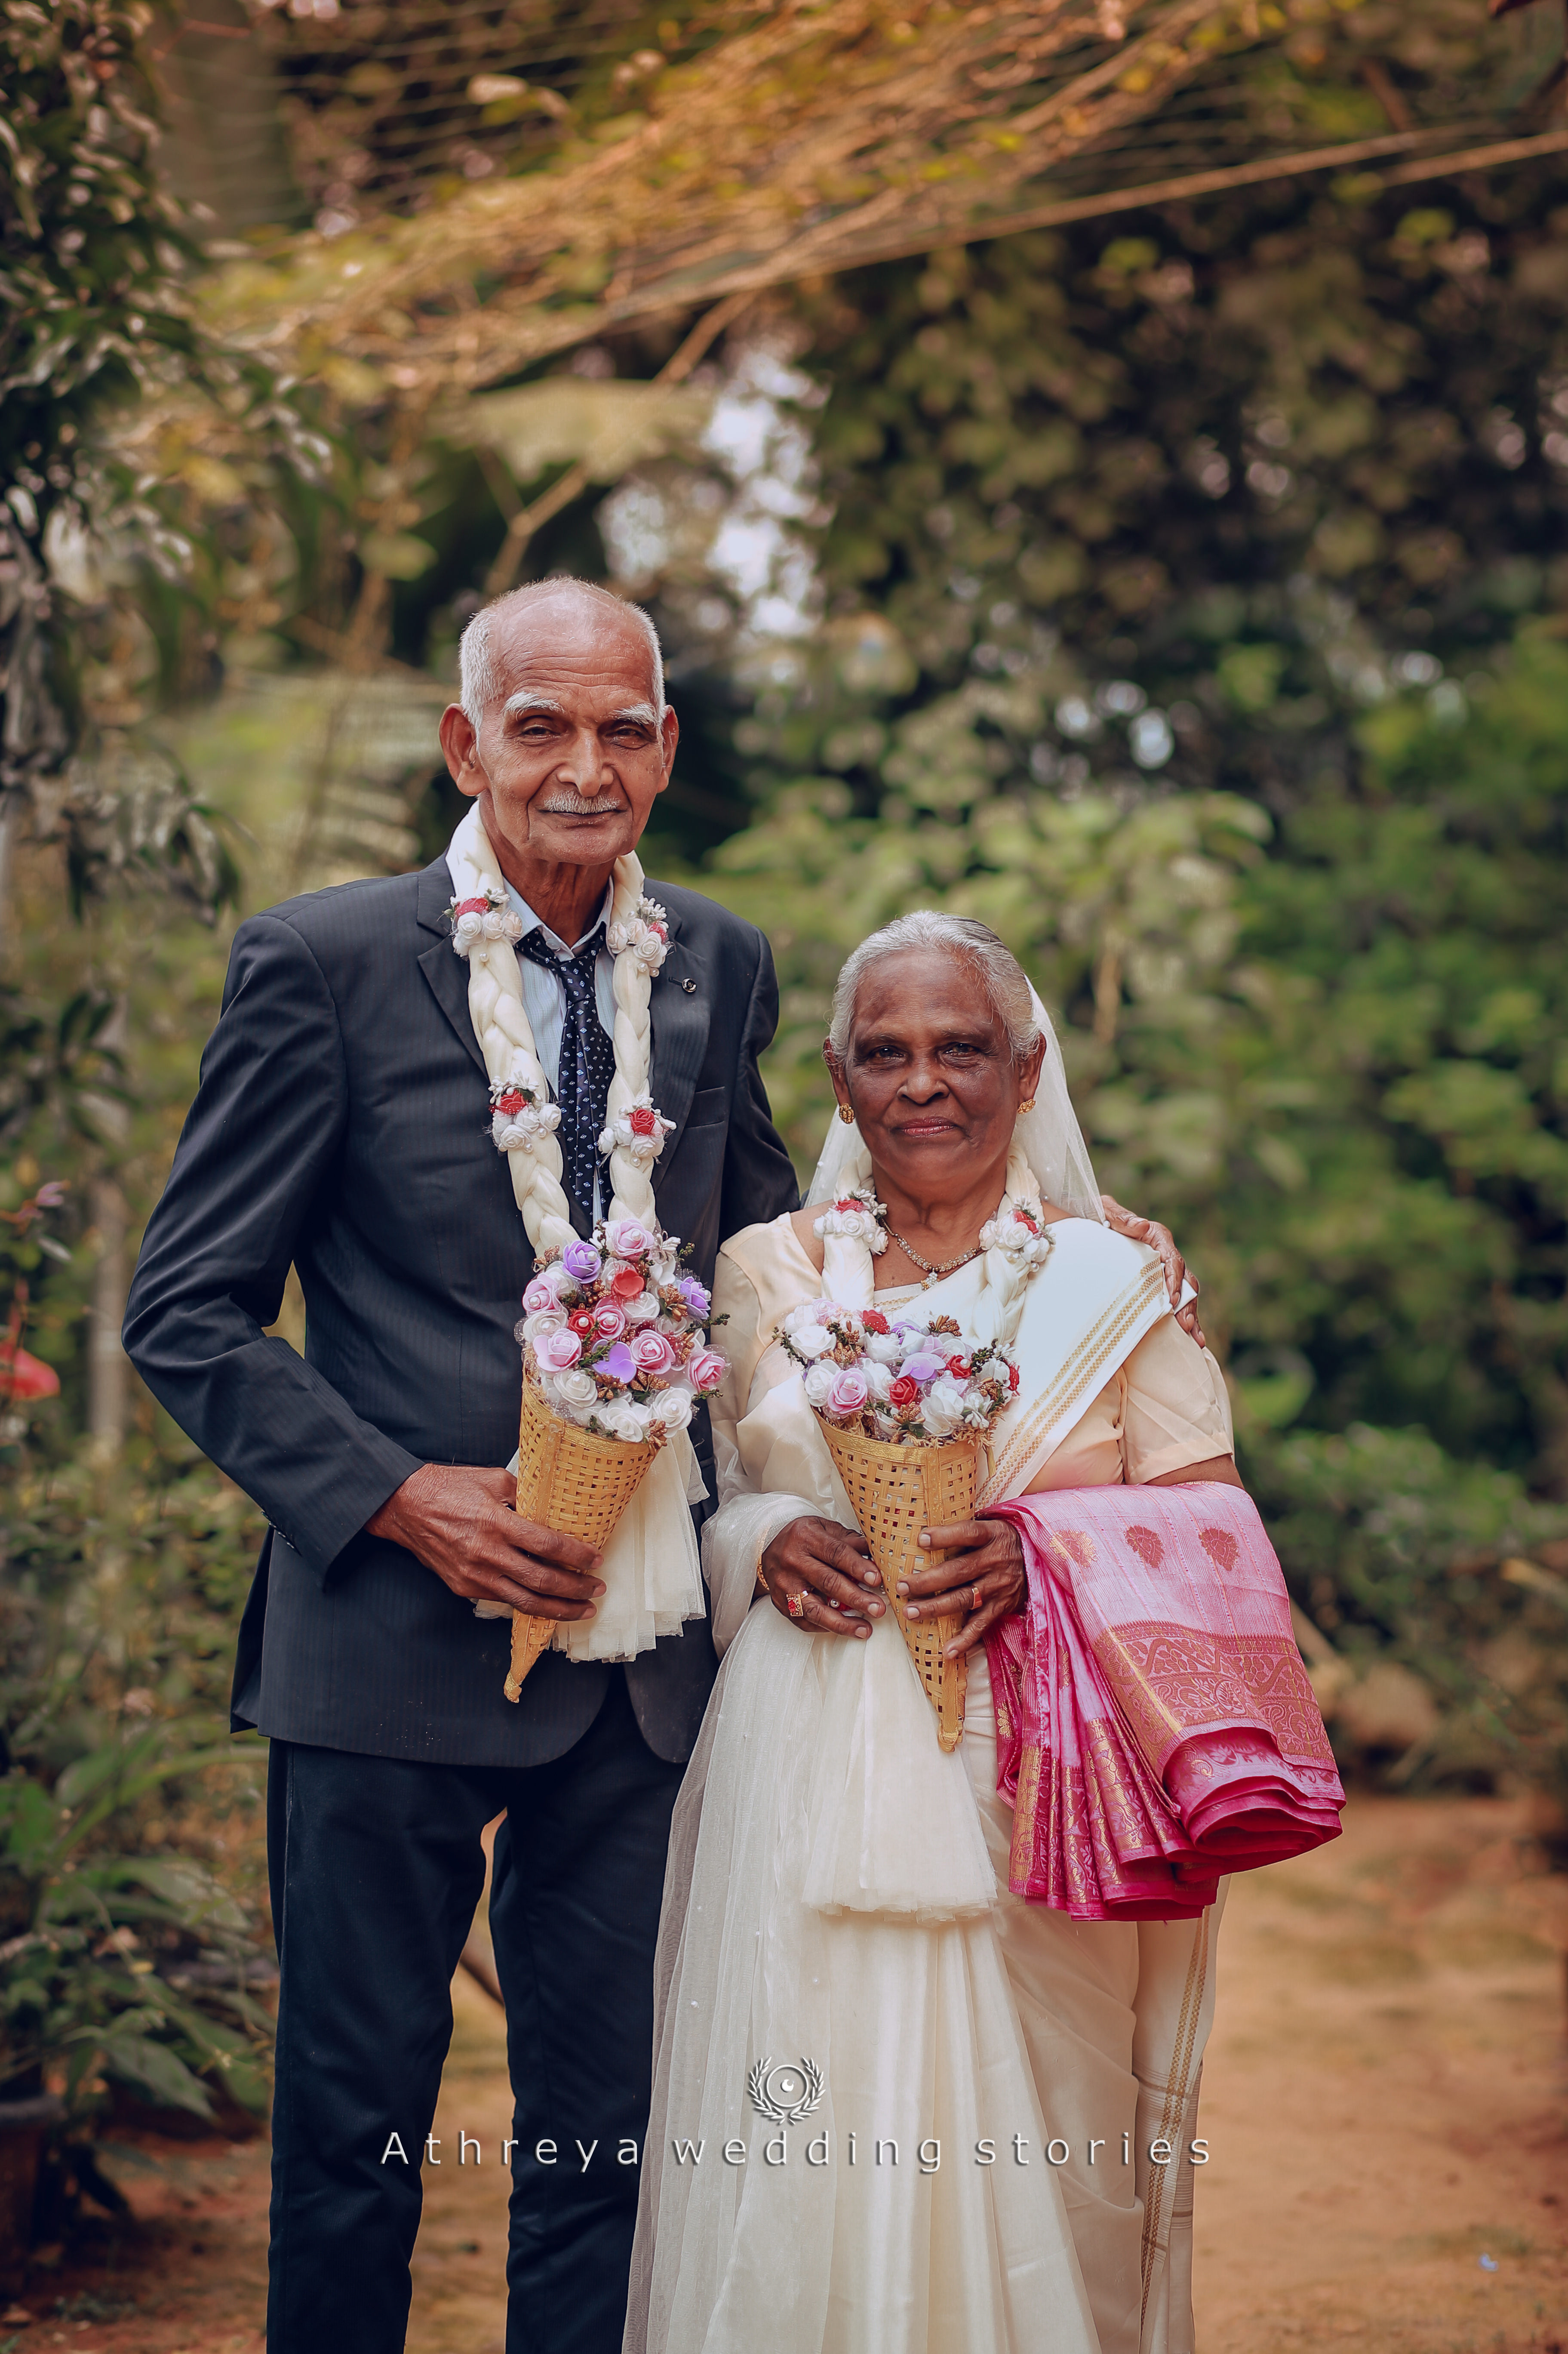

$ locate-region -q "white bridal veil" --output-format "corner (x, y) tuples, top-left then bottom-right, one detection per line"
(804, 982), (1107, 1223)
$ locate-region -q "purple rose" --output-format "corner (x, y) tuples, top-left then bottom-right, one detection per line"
(827, 1368), (869, 1417)
(686, 1347), (726, 1394)
(676, 1276), (711, 1320)
(562, 1240), (603, 1284)
(598, 1341), (637, 1386)
(900, 1352), (945, 1385)
(533, 1329), (583, 1372)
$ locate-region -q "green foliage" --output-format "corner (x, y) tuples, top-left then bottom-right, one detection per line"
(0, 1429), (269, 2125)
(1242, 1418), (1568, 1805)
(0, 0), (294, 908)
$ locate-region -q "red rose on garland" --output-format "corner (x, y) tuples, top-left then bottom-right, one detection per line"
(629, 1105), (658, 1137)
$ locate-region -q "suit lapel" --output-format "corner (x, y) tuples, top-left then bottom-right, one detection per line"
(647, 895), (711, 1199)
(415, 855), (488, 1080)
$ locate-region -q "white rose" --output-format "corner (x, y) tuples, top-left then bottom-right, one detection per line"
(793, 1325), (835, 1360)
(862, 1359), (893, 1404)
(523, 1309), (567, 1342)
(649, 1387), (693, 1431)
(865, 1331), (902, 1365)
(601, 1401), (650, 1443)
(624, 1291), (662, 1325)
(553, 1369), (598, 1408)
(540, 1374), (591, 1423)
(920, 1374), (968, 1438)
(802, 1362), (836, 1408)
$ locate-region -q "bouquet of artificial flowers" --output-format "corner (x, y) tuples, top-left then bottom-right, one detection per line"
(777, 1301), (1018, 1750)
(777, 1301), (1017, 1445)
(502, 1217), (727, 1699)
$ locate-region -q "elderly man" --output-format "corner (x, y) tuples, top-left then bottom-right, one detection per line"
(125, 578), (1193, 2354)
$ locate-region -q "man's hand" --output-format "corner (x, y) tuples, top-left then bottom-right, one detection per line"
(759, 1516), (883, 1638)
(903, 1519), (1027, 1659)
(366, 1464), (606, 1620)
(1100, 1192), (1205, 1348)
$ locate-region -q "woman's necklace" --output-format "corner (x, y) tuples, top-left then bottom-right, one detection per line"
(884, 1223), (984, 1290)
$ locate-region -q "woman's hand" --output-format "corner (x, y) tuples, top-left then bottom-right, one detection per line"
(1100, 1193), (1205, 1349)
(901, 1518), (1027, 1658)
(759, 1516), (885, 1638)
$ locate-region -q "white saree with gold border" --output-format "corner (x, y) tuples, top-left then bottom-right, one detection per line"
(623, 1216), (1230, 2354)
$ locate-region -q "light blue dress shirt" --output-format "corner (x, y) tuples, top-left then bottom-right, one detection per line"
(501, 877), (618, 1094)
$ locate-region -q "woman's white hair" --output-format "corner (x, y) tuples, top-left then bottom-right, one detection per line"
(827, 911), (1042, 1062)
(458, 578), (665, 725)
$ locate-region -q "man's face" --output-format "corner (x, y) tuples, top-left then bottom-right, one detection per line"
(438, 592), (678, 873)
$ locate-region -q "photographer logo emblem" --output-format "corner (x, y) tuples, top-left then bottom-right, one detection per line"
(747, 2056), (824, 2127)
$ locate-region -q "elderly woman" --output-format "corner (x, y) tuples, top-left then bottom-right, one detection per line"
(625, 915), (1339, 2354)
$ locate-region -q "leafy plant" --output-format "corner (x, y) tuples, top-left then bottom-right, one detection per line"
(0, 1720), (269, 2125)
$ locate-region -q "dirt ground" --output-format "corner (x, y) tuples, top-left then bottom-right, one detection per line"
(2, 1794), (1564, 2354)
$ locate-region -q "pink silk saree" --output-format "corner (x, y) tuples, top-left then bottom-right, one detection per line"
(984, 1482), (1344, 1922)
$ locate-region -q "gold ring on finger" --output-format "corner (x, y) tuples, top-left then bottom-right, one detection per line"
(971, 1583), (984, 1612)
(787, 1591), (807, 1619)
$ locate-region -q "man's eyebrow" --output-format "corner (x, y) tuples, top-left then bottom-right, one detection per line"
(502, 693), (566, 720)
(607, 702), (660, 728)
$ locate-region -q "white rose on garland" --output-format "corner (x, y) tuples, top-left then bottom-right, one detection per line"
(599, 1093), (675, 1171)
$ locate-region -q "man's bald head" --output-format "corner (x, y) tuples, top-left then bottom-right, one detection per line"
(458, 578), (664, 729)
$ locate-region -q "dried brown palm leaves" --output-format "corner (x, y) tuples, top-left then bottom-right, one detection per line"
(207, 0), (1282, 393)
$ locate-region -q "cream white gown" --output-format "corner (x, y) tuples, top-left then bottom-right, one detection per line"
(624, 1219), (1233, 2354)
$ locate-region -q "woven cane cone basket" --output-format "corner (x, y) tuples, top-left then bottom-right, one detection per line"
(504, 1374), (662, 1701)
(819, 1421), (978, 1753)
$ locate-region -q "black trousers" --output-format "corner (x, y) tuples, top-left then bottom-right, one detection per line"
(265, 1672), (685, 2354)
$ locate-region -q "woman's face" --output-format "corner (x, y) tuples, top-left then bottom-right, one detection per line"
(829, 947), (1045, 1203)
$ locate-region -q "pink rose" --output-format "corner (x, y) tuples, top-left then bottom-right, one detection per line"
(686, 1347), (727, 1394)
(593, 1302), (627, 1340)
(532, 1329), (583, 1372)
(827, 1368), (869, 1417)
(604, 1217), (652, 1261)
(523, 1278), (556, 1314)
(629, 1329), (677, 1375)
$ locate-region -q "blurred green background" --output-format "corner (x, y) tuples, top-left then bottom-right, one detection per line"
(5, 0), (1568, 2177)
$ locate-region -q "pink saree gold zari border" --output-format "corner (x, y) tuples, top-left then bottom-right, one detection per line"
(987, 1482), (1344, 1921)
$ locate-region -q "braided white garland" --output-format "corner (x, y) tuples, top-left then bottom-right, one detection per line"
(445, 803), (671, 1251)
(813, 1140), (1051, 1345)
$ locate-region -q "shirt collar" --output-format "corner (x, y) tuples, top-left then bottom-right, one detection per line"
(503, 877), (615, 957)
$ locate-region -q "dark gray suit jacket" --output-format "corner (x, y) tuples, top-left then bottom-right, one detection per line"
(123, 855), (799, 1767)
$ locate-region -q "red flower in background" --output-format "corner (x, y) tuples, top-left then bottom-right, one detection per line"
(567, 1310), (596, 1339)
(945, 1355), (970, 1377)
(1008, 1363), (1020, 1393)
(608, 1266), (645, 1302)
(629, 1106), (657, 1137)
(889, 1374), (920, 1409)
(862, 1309), (889, 1334)
(0, 1346), (58, 1401)
(496, 1090), (524, 1117)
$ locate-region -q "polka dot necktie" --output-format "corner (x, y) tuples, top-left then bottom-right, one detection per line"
(517, 924), (615, 1235)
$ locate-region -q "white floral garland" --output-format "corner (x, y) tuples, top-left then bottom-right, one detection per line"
(445, 803), (673, 1251)
(813, 1149), (1053, 1345)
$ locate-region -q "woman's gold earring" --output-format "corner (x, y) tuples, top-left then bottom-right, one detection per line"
(838, 1104), (856, 1124)
(1019, 1097), (1036, 1113)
